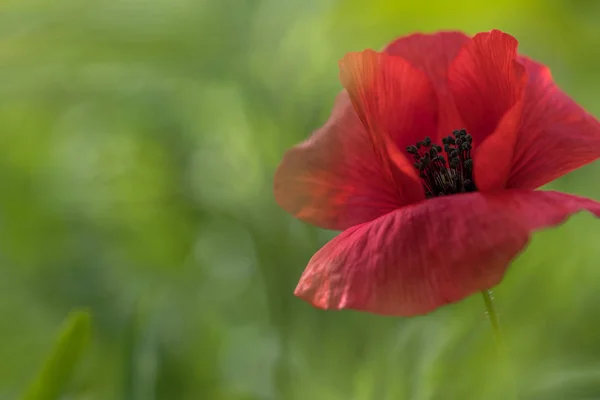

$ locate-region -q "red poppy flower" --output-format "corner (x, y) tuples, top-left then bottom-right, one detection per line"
(274, 30), (600, 316)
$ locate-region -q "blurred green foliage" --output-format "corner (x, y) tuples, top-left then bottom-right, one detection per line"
(1, 0), (600, 399)
(22, 311), (91, 400)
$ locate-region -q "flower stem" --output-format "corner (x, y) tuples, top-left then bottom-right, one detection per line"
(481, 289), (518, 399)
(481, 289), (505, 353)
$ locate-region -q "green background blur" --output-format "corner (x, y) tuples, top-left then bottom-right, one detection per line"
(2, 0), (600, 399)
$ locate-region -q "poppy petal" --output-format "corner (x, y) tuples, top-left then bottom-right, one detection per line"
(384, 31), (471, 141)
(506, 56), (600, 189)
(295, 190), (600, 316)
(474, 98), (525, 191)
(274, 92), (417, 231)
(384, 31), (471, 88)
(448, 30), (526, 160)
(339, 50), (438, 176)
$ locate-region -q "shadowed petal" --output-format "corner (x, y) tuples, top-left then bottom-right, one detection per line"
(506, 56), (600, 189)
(274, 92), (416, 231)
(339, 49), (438, 173)
(295, 190), (600, 316)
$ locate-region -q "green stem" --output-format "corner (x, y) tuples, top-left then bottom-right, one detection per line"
(481, 289), (505, 353)
(481, 290), (518, 399)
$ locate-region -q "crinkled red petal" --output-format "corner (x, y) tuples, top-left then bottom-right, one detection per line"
(506, 56), (600, 189)
(295, 190), (600, 316)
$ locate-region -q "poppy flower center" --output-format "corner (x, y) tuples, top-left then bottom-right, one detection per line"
(406, 129), (476, 198)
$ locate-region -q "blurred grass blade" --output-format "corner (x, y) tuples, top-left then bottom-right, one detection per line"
(122, 298), (159, 400)
(21, 310), (92, 400)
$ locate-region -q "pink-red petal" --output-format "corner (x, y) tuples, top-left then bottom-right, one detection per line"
(339, 50), (438, 176)
(274, 92), (415, 231)
(506, 56), (600, 189)
(295, 190), (600, 316)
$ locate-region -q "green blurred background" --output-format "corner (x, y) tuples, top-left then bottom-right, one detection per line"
(2, 0), (600, 399)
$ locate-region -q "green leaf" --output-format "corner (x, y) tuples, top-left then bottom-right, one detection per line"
(21, 309), (92, 400)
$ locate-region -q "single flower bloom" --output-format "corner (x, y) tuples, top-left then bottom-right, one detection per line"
(274, 30), (600, 316)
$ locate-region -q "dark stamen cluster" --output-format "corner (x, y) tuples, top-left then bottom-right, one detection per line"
(406, 129), (477, 198)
